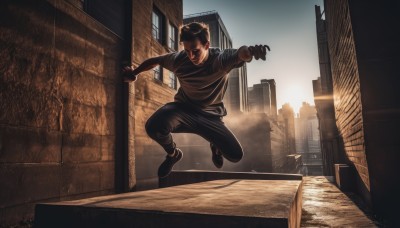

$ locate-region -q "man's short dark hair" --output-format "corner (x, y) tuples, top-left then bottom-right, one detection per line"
(180, 22), (210, 45)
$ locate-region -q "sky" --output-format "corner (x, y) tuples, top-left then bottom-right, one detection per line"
(183, 0), (324, 114)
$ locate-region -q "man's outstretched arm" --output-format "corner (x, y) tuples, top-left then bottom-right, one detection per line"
(122, 56), (163, 82)
(238, 45), (270, 63)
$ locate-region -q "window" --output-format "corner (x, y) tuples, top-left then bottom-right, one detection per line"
(169, 71), (177, 89)
(152, 7), (163, 43)
(168, 23), (177, 50)
(153, 66), (162, 81)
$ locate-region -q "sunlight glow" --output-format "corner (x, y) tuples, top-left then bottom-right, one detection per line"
(281, 85), (309, 115)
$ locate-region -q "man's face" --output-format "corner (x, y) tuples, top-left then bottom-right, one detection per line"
(183, 39), (210, 65)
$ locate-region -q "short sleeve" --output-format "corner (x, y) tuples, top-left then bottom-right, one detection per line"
(159, 52), (180, 72)
(217, 48), (245, 72)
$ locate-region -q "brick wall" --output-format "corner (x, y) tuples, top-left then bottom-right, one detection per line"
(346, 0), (400, 224)
(0, 0), (125, 225)
(324, 0), (371, 198)
(325, 1), (400, 222)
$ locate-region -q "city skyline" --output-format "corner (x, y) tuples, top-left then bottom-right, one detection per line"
(183, 0), (324, 113)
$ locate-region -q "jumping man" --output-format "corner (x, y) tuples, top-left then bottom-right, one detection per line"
(123, 22), (269, 178)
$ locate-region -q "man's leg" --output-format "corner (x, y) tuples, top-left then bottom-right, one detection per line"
(195, 115), (244, 163)
(145, 103), (198, 152)
(145, 102), (197, 177)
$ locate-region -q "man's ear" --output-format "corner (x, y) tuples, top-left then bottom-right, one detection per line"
(205, 41), (210, 50)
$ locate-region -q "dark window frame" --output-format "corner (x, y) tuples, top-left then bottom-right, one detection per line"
(152, 6), (164, 44)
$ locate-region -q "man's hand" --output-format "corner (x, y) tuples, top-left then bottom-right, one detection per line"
(122, 65), (137, 82)
(248, 45), (270, 61)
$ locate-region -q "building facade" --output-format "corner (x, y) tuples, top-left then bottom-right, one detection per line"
(132, 0), (183, 190)
(322, 0), (400, 224)
(266, 79), (278, 117)
(313, 5), (345, 176)
(0, 0), (183, 225)
(278, 103), (296, 155)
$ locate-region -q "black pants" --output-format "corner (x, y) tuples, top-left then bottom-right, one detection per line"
(145, 102), (243, 162)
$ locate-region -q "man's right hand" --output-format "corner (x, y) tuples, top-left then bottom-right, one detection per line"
(122, 66), (137, 82)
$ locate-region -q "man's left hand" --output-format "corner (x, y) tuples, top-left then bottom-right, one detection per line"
(248, 45), (270, 61)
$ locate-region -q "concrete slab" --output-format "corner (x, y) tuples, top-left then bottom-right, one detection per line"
(35, 179), (302, 228)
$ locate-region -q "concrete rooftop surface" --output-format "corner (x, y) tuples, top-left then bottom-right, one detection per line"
(33, 176), (381, 228)
(301, 176), (378, 227)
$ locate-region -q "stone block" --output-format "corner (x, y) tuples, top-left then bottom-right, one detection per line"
(100, 135), (115, 161)
(0, 164), (61, 208)
(334, 164), (356, 191)
(35, 179), (302, 228)
(71, 70), (107, 106)
(62, 133), (102, 163)
(62, 101), (106, 135)
(0, 126), (61, 163)
(0, 80), (62, 130)
(60, 161), (114, 197)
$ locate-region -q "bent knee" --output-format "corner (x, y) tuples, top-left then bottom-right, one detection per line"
(224, 148), (243, 163)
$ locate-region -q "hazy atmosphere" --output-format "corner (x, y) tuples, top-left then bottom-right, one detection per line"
(183, 0), (324, 114)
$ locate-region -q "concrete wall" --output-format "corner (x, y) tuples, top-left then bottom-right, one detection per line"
(0, 0), (126, 225)
(325, 0), (400, 223)
(132, 0), (183, 190)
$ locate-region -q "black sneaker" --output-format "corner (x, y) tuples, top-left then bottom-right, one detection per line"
(210, 143), (223, 168)
(158, 148), (183, 178)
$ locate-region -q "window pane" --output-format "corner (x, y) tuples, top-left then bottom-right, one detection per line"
(152, 11), (159, 40)
(169, 71), (176, 89)
(153, 66), (161, 81)
(168, 23), (176, 50)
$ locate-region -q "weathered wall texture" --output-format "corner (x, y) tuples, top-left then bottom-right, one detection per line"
(132, 0), (183, 189)
(325, 0), (400, 223)
(324, 0), (370, 197)
(0, 0), (125, 225)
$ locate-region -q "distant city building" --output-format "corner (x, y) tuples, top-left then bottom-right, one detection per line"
(278, 103), (296, 155)
(249, 79), (271, 114)
(248, 79), (277, 117)
(266, 79), (277, 117)
(184, 11), (248, 114)
(294, 102), (322, 175)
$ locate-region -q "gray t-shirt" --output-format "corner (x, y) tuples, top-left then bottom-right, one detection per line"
(159, 48), (244, 116)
